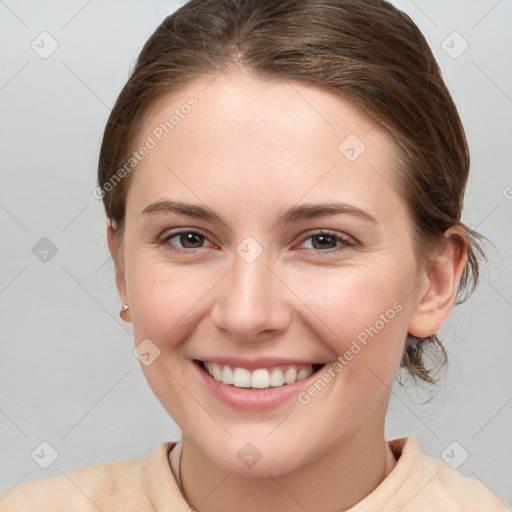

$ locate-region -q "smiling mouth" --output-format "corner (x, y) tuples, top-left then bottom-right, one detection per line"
(195, 360), (326, 389)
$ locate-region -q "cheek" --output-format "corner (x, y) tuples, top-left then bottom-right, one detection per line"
(292, 264), (410, 379)
(123, 258), (220, 418)
(126, 260), (217, 343)
(291, 271), (409, 433)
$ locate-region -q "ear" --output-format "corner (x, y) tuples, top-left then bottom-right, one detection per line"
(107, 222), (131, 322)
(408, 227), (467, 338)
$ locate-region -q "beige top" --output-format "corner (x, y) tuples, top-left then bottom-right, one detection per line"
(0, 437), (509, 511)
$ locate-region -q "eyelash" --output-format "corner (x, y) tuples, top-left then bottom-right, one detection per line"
(157, 229), (356, 255)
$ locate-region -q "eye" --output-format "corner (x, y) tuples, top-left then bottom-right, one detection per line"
(158, 229), (213, 253)
(297, 231), (355, 252)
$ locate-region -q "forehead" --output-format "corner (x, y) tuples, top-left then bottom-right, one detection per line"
(128, 69), (405, 224)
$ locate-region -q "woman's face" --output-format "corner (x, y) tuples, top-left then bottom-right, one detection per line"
(117, 69), (428, 476)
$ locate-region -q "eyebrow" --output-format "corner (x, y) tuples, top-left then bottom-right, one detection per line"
(142, 200), (224, 222)
(279, 202), (377, 224)
(141, 200), (377, 224)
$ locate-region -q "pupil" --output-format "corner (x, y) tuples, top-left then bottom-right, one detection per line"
(181, 233), (203, 248)
(313, 235), (335, 249)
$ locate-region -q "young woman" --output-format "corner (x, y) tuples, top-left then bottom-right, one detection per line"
(1, 0), (509, 510)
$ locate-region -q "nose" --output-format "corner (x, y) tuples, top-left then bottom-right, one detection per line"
(210, 250), (292, 342)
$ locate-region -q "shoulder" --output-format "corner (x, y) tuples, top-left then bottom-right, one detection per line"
(0, 442), (176, 511)
(0, 457), (145, 511)
(422, 452), (509, 510)
(385, 437), (510, 511)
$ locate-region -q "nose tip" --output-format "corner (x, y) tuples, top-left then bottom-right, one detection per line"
(210, 255), (291, 341)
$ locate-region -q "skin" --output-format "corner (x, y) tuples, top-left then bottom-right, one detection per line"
(108, 67), (466, 511)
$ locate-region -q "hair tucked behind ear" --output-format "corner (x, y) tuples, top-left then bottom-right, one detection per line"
(97, 0), (488, 384)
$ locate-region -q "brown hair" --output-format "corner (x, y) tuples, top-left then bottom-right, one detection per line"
(98, 0), (486, 384)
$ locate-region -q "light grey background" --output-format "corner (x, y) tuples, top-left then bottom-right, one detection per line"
(1, 0), (511, 505)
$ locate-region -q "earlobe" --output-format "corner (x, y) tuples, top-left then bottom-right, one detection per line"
(408, 228), (467, 338)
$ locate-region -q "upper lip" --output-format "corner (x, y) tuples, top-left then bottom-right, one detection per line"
(194, 357), (327, 370)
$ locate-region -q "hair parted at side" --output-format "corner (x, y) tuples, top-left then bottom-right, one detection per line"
(98, 0), (487, 384)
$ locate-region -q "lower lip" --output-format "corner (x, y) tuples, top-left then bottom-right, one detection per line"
(193, 360), (323, 411)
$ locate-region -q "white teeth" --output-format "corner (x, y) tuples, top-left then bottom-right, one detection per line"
(212, 363), (222, 382)
(202, 361), (318, 389)
(269, 368), (284, 387)
(297, 367), (313, 381)
(251, 369), (270, 389)
(222, 364), (234, 385)
(283, 367), (297, 384)
(233, 367), (251, 388)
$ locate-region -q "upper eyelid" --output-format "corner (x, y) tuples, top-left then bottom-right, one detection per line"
(159, 227), (208, 239)
(299, 229), (353, 241)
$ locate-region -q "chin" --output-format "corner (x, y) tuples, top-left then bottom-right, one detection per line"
(196, 433), (313, 477)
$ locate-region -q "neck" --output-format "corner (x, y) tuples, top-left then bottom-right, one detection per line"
(179, 414), (397, 512)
